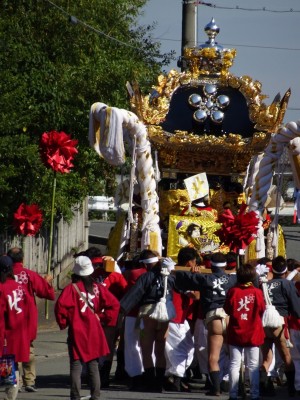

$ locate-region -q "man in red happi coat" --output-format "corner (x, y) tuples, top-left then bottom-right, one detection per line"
(0, 254), (31, 400)
(7, 247), (55, 393)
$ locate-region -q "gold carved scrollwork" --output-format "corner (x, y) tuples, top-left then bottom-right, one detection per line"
(128, 45), (289, 176)
(132, 68), (287, 136)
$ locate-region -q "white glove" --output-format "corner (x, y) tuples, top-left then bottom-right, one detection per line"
(162, 257), (176, 272)
(256, 264), (269, 276)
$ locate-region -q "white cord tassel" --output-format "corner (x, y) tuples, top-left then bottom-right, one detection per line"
(261, 276), (283, 328)
(149, 267), (176, 322)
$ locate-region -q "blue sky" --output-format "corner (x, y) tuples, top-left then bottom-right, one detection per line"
(138, 0), (300, 124)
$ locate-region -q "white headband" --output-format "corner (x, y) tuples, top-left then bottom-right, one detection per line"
(211, 262), (227, 267)
(272, 266), (287, 274)
(139, 257), (159, 264)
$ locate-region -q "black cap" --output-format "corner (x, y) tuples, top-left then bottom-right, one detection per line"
(0, 255), (13, 270)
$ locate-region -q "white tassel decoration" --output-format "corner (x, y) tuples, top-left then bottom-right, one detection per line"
(149, 267), (176, 322)
(262, 304), (283, 328)
(261, 277), (283, 328)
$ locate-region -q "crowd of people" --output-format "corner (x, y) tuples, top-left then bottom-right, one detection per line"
(1, 245), (300, 400)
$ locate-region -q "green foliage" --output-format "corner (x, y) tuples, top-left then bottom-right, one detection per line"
(0, 0), (174, 234)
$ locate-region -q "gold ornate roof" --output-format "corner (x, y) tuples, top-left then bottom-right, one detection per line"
(128, 19), (290, 176)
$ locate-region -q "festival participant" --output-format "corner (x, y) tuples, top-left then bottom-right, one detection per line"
(7, 247), (55, 393)
(287, 258), (300, 272)
(218, 251), (239, 393)
(120, 251), (175, 393)
(217, 202), (234, 225)
(74, 247), (128, 300)
(255, 257), (278, 393)
(259, 256), (300, 397)
(172, 252), (237, 396)
(181, 195), (218, 221)
(193, 293), (210, 390)
(226, 252), (238, 273)
(0, 255), (31, 400)
(55, 256), (120, 400)
(224, 263), (265, 400)
(74, 247), (128, 387)
(89, 249), (127, 388)
(287, 265), (300, 395)
(164, 248), (196, 392)
(122, 251), (150, 390)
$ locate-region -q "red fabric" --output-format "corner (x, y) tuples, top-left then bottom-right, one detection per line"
(262, 213), (271, 230)
(216, 203), (258, 252)
(217, 208), (235, 224)
(293, 210), (297, 224)
(13, 262), (55, 341)
(125, 267), (147, 317)
(55, 281), (119, 362)
(126, 267), (147, 288)
(227, 262), (237, 268)
(171, 291), (193, 324)
(288, 315), (300, 330)
(13, 203), (43, 236)
(186, 297), (198, 322)
(91, 257), (103, 264)
(40, 130), (78, 173)
(203, 259), (211, 268)
(0, 291), (4, 353)
(0, 278), (31, 362)
(101, 272), (128, 301)
(224, 284), (265, 346)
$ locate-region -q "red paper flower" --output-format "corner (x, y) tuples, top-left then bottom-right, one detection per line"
(216, 204), (259, 252)
(40, 130), (78, 173)
(13, 203), (43, 236)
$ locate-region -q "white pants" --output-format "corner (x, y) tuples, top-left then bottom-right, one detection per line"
(290, 329), (300, 390)
(165, 320), (194, 377)
(124, 316), (144, 377)
(194, 318), (208, 374)
(229, 345), (260, 399)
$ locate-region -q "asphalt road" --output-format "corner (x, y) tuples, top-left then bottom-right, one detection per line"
(282, 225), (300, 260)
(14, 330), (293, 400)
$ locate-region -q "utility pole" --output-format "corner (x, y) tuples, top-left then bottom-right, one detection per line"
(179, 1), (197, 71)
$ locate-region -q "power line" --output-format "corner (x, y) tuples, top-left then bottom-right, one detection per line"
(44, 0), (145, 51)
(183, 1), (300, 13)
(41, 0), (300, 57)
(153, 37), (300, 52)
(38, 0), (300, 114)
(223, 43), (300, 51)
